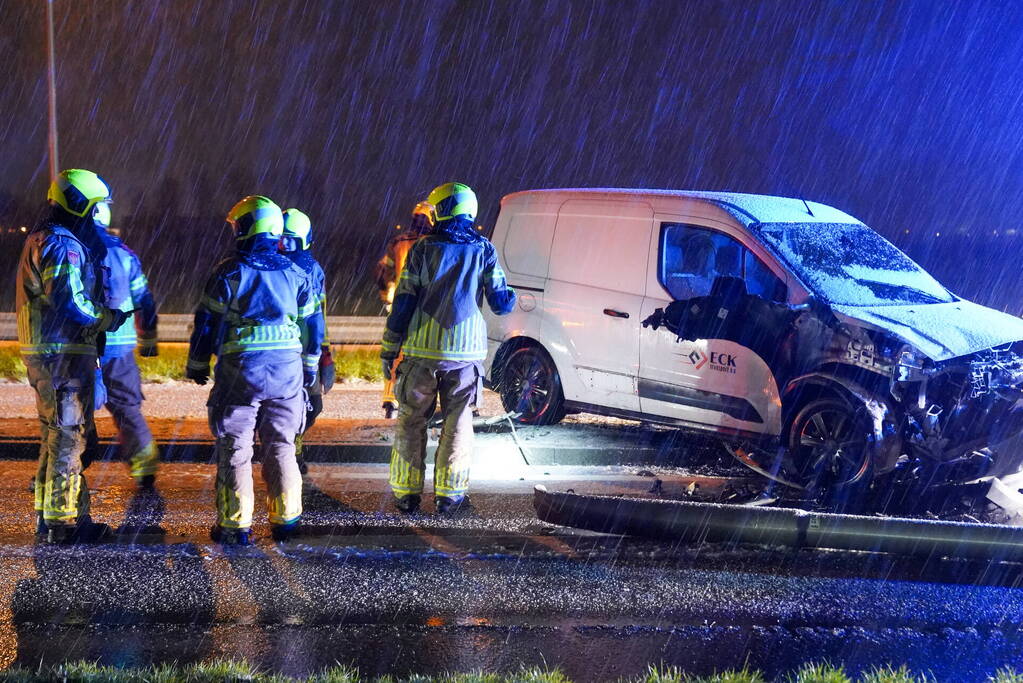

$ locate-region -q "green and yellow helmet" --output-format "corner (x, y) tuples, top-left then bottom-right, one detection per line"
(427, 182), (477, 223)
(282, 208), (313, 250)
(47, 169), (112, 218)
(226, 195), (283, 241)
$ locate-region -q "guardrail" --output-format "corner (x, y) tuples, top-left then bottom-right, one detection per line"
(0, 313), (386, 344)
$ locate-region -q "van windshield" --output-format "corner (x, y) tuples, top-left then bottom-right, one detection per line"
(755, 222), (954, 306)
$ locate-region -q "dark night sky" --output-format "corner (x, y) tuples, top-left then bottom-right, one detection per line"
(3, 0), (1023, 314)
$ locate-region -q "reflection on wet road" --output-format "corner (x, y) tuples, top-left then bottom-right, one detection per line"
(1, 461), (1022, 680)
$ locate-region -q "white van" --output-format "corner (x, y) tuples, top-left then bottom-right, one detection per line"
(483, 188), (1023, 494)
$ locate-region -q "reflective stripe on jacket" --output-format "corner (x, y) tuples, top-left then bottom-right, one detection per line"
(187, 243), (323, 373)
(382, 219), (516, 362)
(16, 223), (104, 356)
(101, 236), (158, 356)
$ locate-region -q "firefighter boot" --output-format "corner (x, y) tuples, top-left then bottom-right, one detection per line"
(271, 521), (302, 542)
(210, 525), (252, 546)
(394, 494), (421, 514)
(436, 495), (466, 515)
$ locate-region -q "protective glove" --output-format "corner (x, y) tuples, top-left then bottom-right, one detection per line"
(319, 345), (335, 393)
(381, 358), (393, 381)
(138, 331), (159, 357)
(185, 365), (209, 386)
(94, 367), (107, 412)
(320, 361), (335, 394)
(101, 307), (132, 333)
(303, 367), (318, 388)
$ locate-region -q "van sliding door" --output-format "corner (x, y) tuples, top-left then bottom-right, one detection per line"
(541, 200), (653, 411)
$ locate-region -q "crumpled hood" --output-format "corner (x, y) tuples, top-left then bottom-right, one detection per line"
(831, 299), (1023, 361)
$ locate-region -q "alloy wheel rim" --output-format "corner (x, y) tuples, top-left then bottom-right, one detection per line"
(504, 354), (550, 417)
(796, 407), (871, 488)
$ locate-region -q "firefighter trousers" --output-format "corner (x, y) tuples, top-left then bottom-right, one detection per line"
(27, 354), (94, 526)
(100, 352), (158, 479)
(208, 355), (305, 529)
(389, 359), (479, 499)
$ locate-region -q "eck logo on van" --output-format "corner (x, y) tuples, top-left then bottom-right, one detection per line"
(681, 347), (737, 374)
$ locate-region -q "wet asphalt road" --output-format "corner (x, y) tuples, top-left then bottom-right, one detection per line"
(2, 460), (1023, 681)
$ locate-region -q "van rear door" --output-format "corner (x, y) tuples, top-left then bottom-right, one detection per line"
(542, 199), (653, 412)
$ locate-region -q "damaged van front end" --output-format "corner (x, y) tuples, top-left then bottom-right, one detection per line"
(645, 224), (1023, 496)
(820, 296), (1023, 484)
(747, 220), (1023, 491)
(884, 342), (1023, 482)
(782, 332), (1023, 491)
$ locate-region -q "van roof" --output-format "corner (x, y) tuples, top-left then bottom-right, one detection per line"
(500, 188), (862, 225)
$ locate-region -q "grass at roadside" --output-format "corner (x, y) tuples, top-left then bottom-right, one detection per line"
(0, 342), (383, 383)
(0, 662), (1018, 682)
(0, 342), (25, 382)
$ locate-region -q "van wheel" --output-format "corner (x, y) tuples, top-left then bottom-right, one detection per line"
(499, 346), (566, 425)
(786, 398), (873, 506)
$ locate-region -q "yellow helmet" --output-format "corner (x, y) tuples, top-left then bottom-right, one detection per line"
(412, 201), (435, 223)
(226, 195), (283, 241)
(282, 208), (313, 250)
(426, 182), (477, 222)
(47, 169), (112, 218)
(410, 201), (435, 232)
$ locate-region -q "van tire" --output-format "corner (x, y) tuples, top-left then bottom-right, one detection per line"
(499, 345), (566, 425)
(786, 397), (874, 507)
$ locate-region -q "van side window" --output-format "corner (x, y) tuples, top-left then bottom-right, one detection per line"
(659, 224), (741, 300)
(659, 223), (786, 302)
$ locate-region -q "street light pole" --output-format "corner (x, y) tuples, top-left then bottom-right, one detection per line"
(46, 0), (59, 181)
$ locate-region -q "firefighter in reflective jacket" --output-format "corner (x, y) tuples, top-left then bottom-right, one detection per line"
(97, 223), (160, 486)
(375, 201), (434, 417)
(279, 208), (334, 474)
(187, 196), (324, 545)
(17, 169), (131, 543)
(381, 183), (516, 514)
(376, 201), (435, 310)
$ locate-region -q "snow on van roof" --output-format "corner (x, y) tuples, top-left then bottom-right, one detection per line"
(501, 187), (862, 225)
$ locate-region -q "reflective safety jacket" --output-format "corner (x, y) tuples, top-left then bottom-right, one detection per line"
(16, 222), (107, 356)
(100, 234), (158, 358)
(375, 229), (426, 306)
(187, 240), (324, 375)
(382, 218), (516, 362)
(286, 250), (331, 345)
